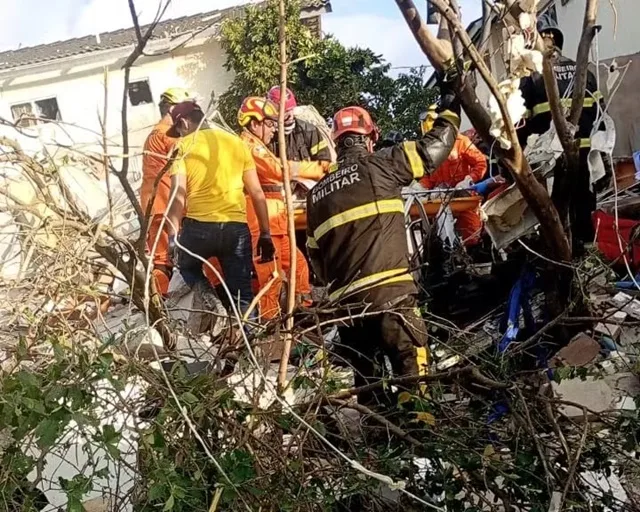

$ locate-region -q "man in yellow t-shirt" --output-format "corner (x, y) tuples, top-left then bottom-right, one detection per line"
(166, 101), (275, 319)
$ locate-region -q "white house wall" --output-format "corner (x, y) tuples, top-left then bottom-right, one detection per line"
(0, 39), (234, 181)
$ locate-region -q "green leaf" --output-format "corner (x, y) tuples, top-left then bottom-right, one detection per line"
(101, 424), (120, 444)
(180, 392), (199, 405)
(35, 418), (61, 448)
(163, 494), (175, 511)
(22, 397), (46, 415)
(148, 481), (166, 501)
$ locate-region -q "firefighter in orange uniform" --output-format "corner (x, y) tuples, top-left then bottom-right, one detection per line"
(140, 88), (192, 295)
(238, 97), (326, 319)
(419, 107), (487, 245)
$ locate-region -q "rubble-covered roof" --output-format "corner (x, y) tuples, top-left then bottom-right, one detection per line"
(0, 0), (331, 72)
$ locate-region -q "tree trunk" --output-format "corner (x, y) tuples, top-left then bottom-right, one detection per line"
(395, 0), (571, 264)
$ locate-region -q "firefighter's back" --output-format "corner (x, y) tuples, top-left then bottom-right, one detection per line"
(307, 148), (416, 308)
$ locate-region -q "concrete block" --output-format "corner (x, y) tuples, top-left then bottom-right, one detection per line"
(552, 377), (613, 417)
(550, 333), (600, 368)
(610, 292), (640, 320)
(595, 322), (621, 340)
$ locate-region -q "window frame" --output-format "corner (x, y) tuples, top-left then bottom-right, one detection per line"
(10, 102), (36, 128)
(128, 78), (154, 107)
(10, 96), (61, 128)
(34, 97), (62, 123)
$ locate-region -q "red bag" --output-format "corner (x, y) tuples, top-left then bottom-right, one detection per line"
(593, 210), (640, 270)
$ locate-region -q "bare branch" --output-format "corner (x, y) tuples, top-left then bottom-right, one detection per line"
(276, 0), (297, 392)
(118, 0), (172, 226)
(569, 0), (599, 126)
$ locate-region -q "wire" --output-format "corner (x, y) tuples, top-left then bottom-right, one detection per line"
(142, 120), (442, 509)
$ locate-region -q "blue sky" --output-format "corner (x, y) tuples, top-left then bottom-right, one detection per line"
(325, 0), (481, 71)
(0, 0), (482, 69)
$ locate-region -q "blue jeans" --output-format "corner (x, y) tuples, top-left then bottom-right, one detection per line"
(177, 218), (255, 320)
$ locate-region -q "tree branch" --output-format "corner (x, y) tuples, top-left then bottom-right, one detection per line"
(117, 0), (172, 227)
(403, 0), (571, 263)
(276, 0), (297, 393)
(569, 0), (599, 126)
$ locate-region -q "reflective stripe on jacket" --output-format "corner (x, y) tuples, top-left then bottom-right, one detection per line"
(269, 118), (333, 163)
(306, 112), (460, 308)
(517, 55), (602, 150)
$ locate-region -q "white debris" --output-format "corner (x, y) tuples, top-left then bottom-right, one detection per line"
(581, 471), (628, 509)
(166, 272), (228, 336)
(27, 379), (146, 512)
(588, 113), (616, 189)
(488, 79), (526, 150)
(552, 377), (613, 417)
(435, 204), (458, 247)
(504, 31), (543, 77)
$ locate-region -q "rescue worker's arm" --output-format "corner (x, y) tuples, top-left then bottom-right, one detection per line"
(241, 144), (271, 236)
(384, 110), (460, 187)
(243, 169), (270, 235)
(305, 203), (325, 284)
(306, 124), (333, 163)
(290, 160), (328, 181)
(166, 175), (186, 237)
(167, 149), (187, 237)
(462, 138), (488, 183)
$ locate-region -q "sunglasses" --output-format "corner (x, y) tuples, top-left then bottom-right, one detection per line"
(264, 119), (277, 129)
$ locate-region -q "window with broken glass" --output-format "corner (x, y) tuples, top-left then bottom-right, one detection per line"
(10, 97), (61, 128)
(128, 79), (153, 106)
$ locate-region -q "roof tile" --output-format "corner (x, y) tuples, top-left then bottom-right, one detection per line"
(0, 0), (330, 71)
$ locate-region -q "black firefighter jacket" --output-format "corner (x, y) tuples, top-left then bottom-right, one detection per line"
(305, 111), (460, 309)
(269, 118), (333, 162)
(517, 54), (603, 150)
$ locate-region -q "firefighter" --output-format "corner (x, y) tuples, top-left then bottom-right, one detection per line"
(238, 97), (325, 319)
(140, 87), (191, 295)
(419, 110), (488, 245)
(518, 14), (605, 249)
(266, 86), (333, 172)
(305, 86), (460, 405)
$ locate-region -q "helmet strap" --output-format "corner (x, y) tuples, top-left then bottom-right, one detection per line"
(338, 134), (368, 150)
(284, 119), (296, 135)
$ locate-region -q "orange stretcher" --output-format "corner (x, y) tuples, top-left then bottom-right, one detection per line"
(293, 196), (482, 230)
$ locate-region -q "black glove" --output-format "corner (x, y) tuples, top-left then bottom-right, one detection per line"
(436, 71), (460, 115)
(257, 233), (276, 263)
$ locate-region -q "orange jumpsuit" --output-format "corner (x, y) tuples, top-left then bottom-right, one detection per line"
(241, 130), (325, 319)
(141, 117), (176, 294)
(420, 133), (487, 245)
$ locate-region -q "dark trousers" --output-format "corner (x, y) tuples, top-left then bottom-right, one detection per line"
(177, 218), (255, 319)
(336, 295), (429, 406)
(571, 150), (597, 246)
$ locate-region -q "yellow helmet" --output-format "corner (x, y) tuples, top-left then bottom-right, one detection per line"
(238, 97), (279, 127)
(419, 105), (438, 135)
(160, 88), (191, 105)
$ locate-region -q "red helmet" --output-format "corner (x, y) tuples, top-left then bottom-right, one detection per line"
(267, 86), (297, 112)
(332, 106), (378, 142)
(238, 96), (279, 127)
